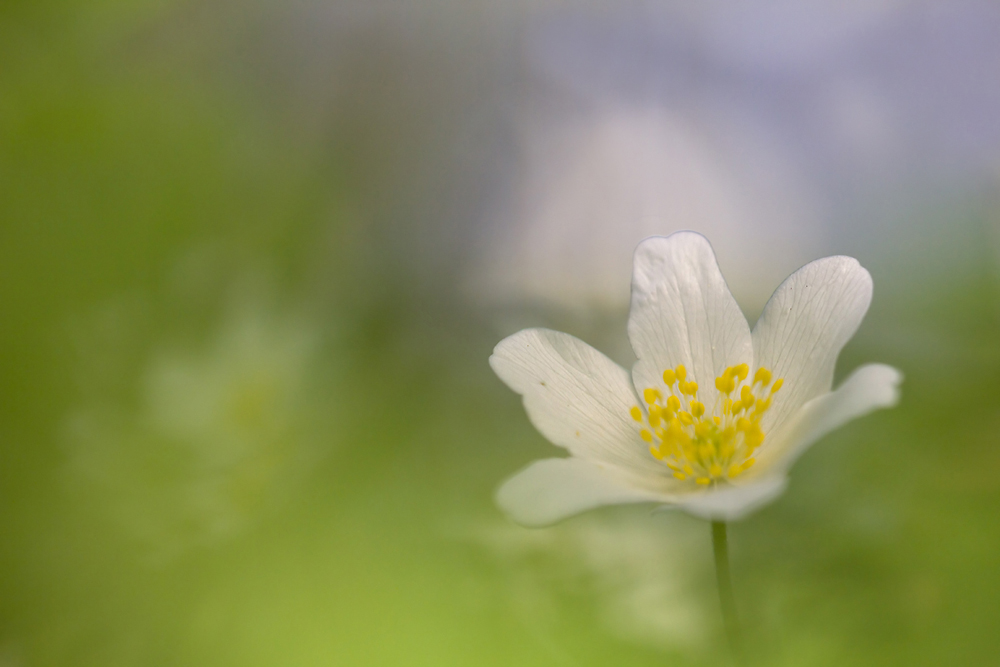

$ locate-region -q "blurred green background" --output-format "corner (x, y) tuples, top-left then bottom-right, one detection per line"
(2, 1), (1000, 666)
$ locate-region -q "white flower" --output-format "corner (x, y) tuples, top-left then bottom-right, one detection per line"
(66, 299), (326, 557)
(470, 106), (825, 316)
(490, 231), (902, 525)
(475, 514), (708, 653)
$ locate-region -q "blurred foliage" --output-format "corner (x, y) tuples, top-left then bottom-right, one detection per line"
(1, 1), (1000, 666)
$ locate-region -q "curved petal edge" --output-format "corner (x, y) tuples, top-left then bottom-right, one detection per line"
(495, 457), (666, 527)
(674, 476), (789, 522)
(760, 363), (903, 473)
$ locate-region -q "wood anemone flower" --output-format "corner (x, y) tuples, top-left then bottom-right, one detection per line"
(491, 231), (902, 526)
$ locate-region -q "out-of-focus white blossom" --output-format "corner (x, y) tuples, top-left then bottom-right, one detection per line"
(476, 513), (709, 653)
(66, 298), (329, 559)
(472, 106), (825, 315)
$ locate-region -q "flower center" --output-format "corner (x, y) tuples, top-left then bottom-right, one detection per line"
(630, 364), (784, 486)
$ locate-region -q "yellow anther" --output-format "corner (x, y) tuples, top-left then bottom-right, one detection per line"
(649, 446), (663, 459)
(640, 429), (653, 443)
(648, 405), (661, 427)
(715, 375), (735, 393)
(696, 477), (710, 485)
(754, 367), (772, 386)
(742, 458), (756, 471)
(675, 364), (687, 382)
(667, 395), (681, 411)
(682, 464), (694, 475)
(699, 443), (715, 459)
(663, 369), (676, 386)
(666, 462), (681, 471)
(713, 416), (721, 425)
(722, 426), (736, 441)
(745, 426), (764, 448)
(755, 396), (772, 414)
(630, 406), (643, 422)
(709, 463), (723, 477)
(728, 464), (743, 478)
(771, 378), (784, 393)
(694, 421), (711, 438)
(740, 385), (754, 404)
(679, 411), (693, 425)
(643, 388), (660, 404)
(673, 472), (687, 481)
(682, 381), (698, 396)
(735, 363), (749, 381)
(691, 401), (705, 418)
(736, 417), (751, 431)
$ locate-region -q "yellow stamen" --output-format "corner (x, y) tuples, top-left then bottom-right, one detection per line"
(715, 375), (735, 393)
(648, 405), (661, 427)
(634, 362), (779, 486)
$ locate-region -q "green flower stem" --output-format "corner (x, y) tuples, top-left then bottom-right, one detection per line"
(712, 520), (744, 663)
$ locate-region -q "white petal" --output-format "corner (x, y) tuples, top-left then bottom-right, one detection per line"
(490, 328), (660, 473)
(628, 232), (752, 408)
(751, 256), (873, 434)
(496, 457), (668, 527)
(756, 363), (902, 473)
(674, 476), (788, 522)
